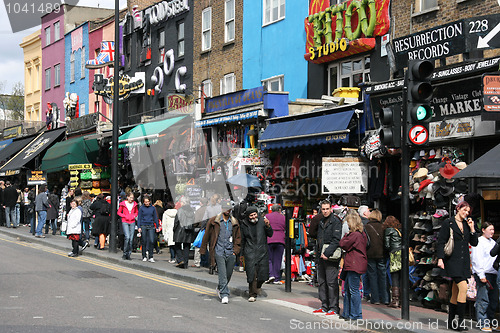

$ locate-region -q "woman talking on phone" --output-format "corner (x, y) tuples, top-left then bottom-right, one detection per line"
(437, 201), (478, 331)
(471, 222), (498, 332)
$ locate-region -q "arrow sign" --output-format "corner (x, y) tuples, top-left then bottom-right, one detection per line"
(478, 22), (500, 48)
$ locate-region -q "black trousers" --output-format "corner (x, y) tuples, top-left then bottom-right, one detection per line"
(175, 242), (190, 267)
(317, 258), (340, 313)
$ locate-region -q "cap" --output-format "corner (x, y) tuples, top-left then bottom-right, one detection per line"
(221, 200), (232, 210)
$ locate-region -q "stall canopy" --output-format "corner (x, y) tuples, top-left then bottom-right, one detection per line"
(259, 110), (354, 150)
(0, 139), (13, 153)
(118, 115), (186, 148)
(41, 136), (100, 173)
(0, 128), (66, 173)
(453, 143), (500, 178)
(0, 136), (38, 168)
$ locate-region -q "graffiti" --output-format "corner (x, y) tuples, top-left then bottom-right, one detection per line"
(151, 67), (164, 94)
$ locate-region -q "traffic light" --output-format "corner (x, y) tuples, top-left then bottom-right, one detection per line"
(379, 106), (401, 148)
(406, 60), (434, 146)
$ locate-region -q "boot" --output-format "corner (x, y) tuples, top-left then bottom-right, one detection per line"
(448, 303), (457, 330)
(388, 287), (400, 308)
(456, 302), (468, 331)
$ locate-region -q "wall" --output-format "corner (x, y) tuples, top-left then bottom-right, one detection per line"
(20, 29), (42, 122)
(242, 0), (309, 102)
(87, 23), (105, 120)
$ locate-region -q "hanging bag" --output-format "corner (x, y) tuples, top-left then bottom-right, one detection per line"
(395, 229), (415, 266)
(193, 229), (205, 248)
(444, 227), (454, 256)
(321, 244), (342, 261)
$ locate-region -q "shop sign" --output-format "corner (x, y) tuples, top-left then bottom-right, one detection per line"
(304, 0), (391, 64)
(3, 124), (22, 140)
(431, 57), (500, 81)
(27, 170), (47, 186)
(283, 199), (303, 208)
(205, 87), (264, 114)
(431, 79), (482, 121)
(482, 73), (500, 120)
(0, 170), (20, 177)
(168, 94), (194, 113)
(365, 80), (404, 94)
(66, 113), (98, 134)
(195, 110), (259, 127)
(229, 148), (271, 166)
(185, 185), (202, 207)
(465, 14), (500, 51)
(321, 157), (368, 194)
(68, 164), (92, 170)
(429, 117), (474, 142)
(143, 0), (189, 25)
(93, 73), (145, 104)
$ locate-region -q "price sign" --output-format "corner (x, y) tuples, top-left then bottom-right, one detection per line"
(408, 125), (429, 145)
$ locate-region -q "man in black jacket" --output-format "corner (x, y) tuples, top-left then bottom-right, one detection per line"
(314, 200), (342, 315)
(3, 181), (18, 228)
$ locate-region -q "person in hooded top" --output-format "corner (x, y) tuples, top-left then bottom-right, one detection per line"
(117, 192), (138, 260)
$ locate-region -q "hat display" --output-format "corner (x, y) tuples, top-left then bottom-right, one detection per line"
(414, 168), (429, 179)
(412, 151), (420, 160)
(434, 192), (449, 208)
(428, 149), (436, 159)
(438, 183), (454, 197)
(455, 162), (467, 170)
(434, 148), (442, 159)
(432, 217), (442, 230)
(423, 271), (433, 281)
(454, 179), (468, 193)
(430, 267), (444, 277)
(418, 179), (432, 192)
(433, 209), (449, 218)
(439, 163), (460, 179)
(410, 160), (417, 168)
(426, 162), (440, 174)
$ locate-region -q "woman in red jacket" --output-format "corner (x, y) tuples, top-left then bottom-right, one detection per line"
(117, 193), (138, 260)
(340, 210), (368, 320)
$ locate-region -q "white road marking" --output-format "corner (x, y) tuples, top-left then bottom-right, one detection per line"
(33, 316), (43, 319)
(260, 318), (272, 321)
(172, 315), (182, 318)
(128, 316), (139, 319)
(135, 296), (143, 299)
(203, 298), (212, 301)
(95, 296), (104, 298)
(169, 297), (178, 300)
(55, 296), (64, 298)
(216, 316), (226, 319)
(9, 296), (18, 298)
(264, 299), (343, 320)
(83, 316), (94, 319)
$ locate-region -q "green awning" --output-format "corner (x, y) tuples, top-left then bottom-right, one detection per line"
(41, 136), (100, 173)
(118, 116), (186, 148)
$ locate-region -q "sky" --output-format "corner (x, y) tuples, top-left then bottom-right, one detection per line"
(0, 0), (127, 94)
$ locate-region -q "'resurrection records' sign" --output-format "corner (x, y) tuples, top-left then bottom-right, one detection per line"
(321, 157), (368, 194)
(304, 0), (391, 64)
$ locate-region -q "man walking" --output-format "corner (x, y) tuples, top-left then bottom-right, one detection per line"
(200, 200), (241, 304)
(240, 206), (273, 302)
(3, 181), (18, 228)
(314, 200), (342, 315)
(35, 185), (50, 238)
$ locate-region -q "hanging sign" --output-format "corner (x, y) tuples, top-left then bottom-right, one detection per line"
(321, 158), (368, 194)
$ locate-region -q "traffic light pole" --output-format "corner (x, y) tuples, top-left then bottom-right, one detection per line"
(401, 81), (410, 320)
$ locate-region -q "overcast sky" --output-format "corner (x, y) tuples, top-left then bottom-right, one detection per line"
(0, 0), (127, 94)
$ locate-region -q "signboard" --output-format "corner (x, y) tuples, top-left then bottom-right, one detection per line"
(431, 79), (483, 121)
(465, 14), (500, 51)
(185, 185), (203, 207)
(0, 170), (20, 177)
(168, 94), (195, 114)
(321, 158), (368, 194)
(66, 113), (98, 134)
(229, 148), (271, 166)
(68, 164), (92, 170)
(482, 73), (500, 120)
(205, 86), (264, 114)
(429, 117), (475, 141)
(27, 170), (47, 186)
(3, 125), (22, 140)
(408, 125), (429, 145)
(195, 110), (259, 128)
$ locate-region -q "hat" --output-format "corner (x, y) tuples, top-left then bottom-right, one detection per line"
(221, 200), (232, 210)
(426, 162), (440, 174)
(439, 163), (460, 179)
(434, 192), (449, 208)
(412, 151), (420, 160)
(424, 291), (435, 301)
(410, 160), (417, 168)
(455, 162), (467, 170)
(412, 234), (421, 242)
(432, 217), (442, 230)
(434, 148), (442, 159)
(423, 271), (433, 281)
(418, 179), (433, 192)
(433, 209), (449, 218)
(414, 168), (429, 179)
(438, 183), (454, 197)
(245, 206), (259, 216)
(428, 149), (436, 159)
(430, 267), (444, 277)
(454, 180), (468, 193)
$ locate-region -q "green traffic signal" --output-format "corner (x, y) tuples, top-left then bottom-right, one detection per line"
(412, 104), (433, 122)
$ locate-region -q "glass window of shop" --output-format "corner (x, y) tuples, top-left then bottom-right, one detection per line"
(328, 56), (370, 95)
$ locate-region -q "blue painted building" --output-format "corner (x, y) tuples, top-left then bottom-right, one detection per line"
(65, 22), (90, 116)
(242, 0), (309, 102)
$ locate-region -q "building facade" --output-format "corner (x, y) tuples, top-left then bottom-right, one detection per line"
(20, 29), (42, 122)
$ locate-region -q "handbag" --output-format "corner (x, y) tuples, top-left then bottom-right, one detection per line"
(444, 227), (454, 256)
(100, 179), (110, 188)
(193, 229), (205, 248)
(338, 195), (361, 207)
(101, 168), (111, 179)
(322, 244), (342, 261)
(80, 180), (92, 189)
(80, 171), (92, 180)
(92, 180), (100, 188)
(395, 229), (415, 265)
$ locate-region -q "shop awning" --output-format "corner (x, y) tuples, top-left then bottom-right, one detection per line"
(0, 139), (13, 153)
(195, 110), (259, 128)
(118, 115), (186, 147)
(259, 110), (354, 150)
(453, 143), (500, 178)
(40, 136), (100, 173)
(0, 128), (66, 173)
(0, 136), (37, 167)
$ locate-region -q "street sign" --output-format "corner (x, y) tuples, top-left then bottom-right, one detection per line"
(408, 125), (429, 145)
(465, 14), (500, 50)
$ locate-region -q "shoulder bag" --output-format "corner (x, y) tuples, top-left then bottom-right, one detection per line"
(322, 244), (342, 261)
(444, 227), (454, 256)
(395, 228), (415, 266)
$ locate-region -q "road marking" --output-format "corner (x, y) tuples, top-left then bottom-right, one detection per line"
(203, 298), (211, 301)
(128, 316), (139, 319)
(260, 318), (272, 321)
(83, 316), (94, 319)
(33, 316), (43, 319)
(9, 296), (18, 298)
(95, 296), (104, 298)
(135, 296), (143, 299)
(55, 296), (64, 298)
(169, 297), (178, 300)
(216, 316), (226, 319)
(172, 315), (182, 318)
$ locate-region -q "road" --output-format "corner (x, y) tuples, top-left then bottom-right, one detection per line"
(0, 235), (348, 333)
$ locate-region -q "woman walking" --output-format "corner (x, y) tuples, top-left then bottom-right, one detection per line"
(137, 196), (158, 262)
(46, 188), (59, 235)
(339, 211), (368, 320)
(117, 193), (138, 260)
(437, 201), (478, 331)
(90, 194), (111, 250)
(153, 200), (164, 255)
(162, 202), (177, 263)
(66, 199), (89, 257)
(383, 216), (402, 308)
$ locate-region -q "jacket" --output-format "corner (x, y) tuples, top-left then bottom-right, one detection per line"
(365, 219), (385, 259)
(35, 192), (50, 212)
(3, 186), (18, 207)
(137, 205), (158, 228)
(81, 199), (93, 219)
(240, 216), (273, 283)
(173, 205), (197, 243)
(340, 231), (368, 274)
(162, 209), (177, 246)
(265, 211), (286, 244)
(66, 207), (82, 235)
(46, 193), (59, 220)
(200, 213), (241, 268)
(317, 213), (342, 261)
(437, 217), (478, 279)
(117, 200), (138, 224)
(90, 199), (111, 236)
(384, 227), (402, 253)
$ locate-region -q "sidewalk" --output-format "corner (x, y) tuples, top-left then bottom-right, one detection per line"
(0, 225), (458, 332)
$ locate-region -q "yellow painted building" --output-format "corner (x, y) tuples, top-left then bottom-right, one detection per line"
(20, 29), (42, 122)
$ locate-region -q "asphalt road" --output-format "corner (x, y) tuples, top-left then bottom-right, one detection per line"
(0, 235), (351, 333)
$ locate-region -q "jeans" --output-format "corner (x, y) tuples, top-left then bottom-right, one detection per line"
(141, 225), (155, 259)
(474, 273), (499, 328)
(362, 273), (370, 299)
(82, 217), (91, 240)
(5, 206), (16, 228)
(26, 211), (34, 234)
(35, 211), (47, 236)
(215, 253), (236, 298)
(367, 258), (388, 304)
(268, 243), (284, 280)
(15, 203), (20, 227)
(343, 271), (363, 319)
(45, 219), (57, 235)
(122, 222), (135, 256)
(317, 258), (340, 313)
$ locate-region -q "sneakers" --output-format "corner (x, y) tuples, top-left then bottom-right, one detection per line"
(68, 252), (78, 257)
(168, 259), (176, 264)
(142, 257), (147, 262)
(35, 235), (46, 238)
(82, 240), (89, 251)
(313, 308), (326, 314)
(481, 327), (493, 332)
(273, 280), (283, 285)
(216, 287), (221, 299)
(266, 277), (275, 284)
(221, 296), (229, 304)
(248, 297), (256, 302)
(325, 310), (337, 316)
(148, 258), (155, 263)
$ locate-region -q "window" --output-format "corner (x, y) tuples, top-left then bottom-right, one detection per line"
(54, 21), (60, 41)
(158, 29), (165, 63)
(225, 0), (235, 42)
(45, 26), (51, 46)
(262, 75), (284, 92)
(263, 0), (285, 25)
(202, 79), (212, 98)
(220, 73), (235, 94)
(35, 65), (40, 91)
(45, 68), (51, 90)
(202, 7), (212, 51)
(419, 0), (438, 11)
(54, 64), (60, 86)
(80, 103), (85, 116)
(26, 67), (32, 93)
(328, 56), (370, 96)
(177, 22), (185, 57)
(330, 0), (342, 5)
(70, 53), (75, 82)
(81, 47), (85, 79)
(124, 37), (131, 69)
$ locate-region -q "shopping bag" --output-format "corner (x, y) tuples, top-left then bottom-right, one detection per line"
(193, 229), (205, 248)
